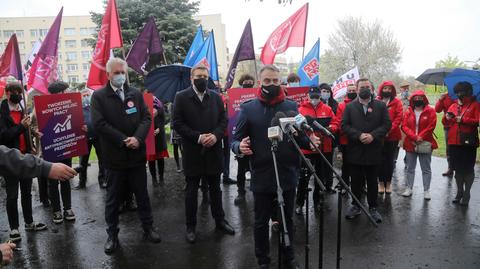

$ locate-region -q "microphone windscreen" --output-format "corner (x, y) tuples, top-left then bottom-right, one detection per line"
(271, 115), (280, 127)
(275, 111), (286, 119)
(304, 115), (314, 124)
(286, 110), (297, 117)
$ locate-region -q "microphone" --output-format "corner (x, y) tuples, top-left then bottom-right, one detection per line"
(279, 111), (298, 135)
(268, 115), (283, 148)
(293, 113), (314, 132)
(305, 115), (335, 139)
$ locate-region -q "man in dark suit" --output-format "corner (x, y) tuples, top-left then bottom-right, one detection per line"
(341, 78), (391, 223)
(172, 65), (235, 243)
(90, 58), (161, 254)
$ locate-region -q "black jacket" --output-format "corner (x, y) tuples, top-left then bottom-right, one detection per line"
(153, 106), (167, 153)
(0, 99), (32, 152)
(341, 98), (391, 165)
(172, 87), (227, 177)
(90, 82), (151, 169)
(231, 98), (309, 193)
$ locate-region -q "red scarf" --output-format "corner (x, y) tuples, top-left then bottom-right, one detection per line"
(256, 86), (286, 106)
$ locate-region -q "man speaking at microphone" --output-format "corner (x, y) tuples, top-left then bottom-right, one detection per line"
(231, 65), (320, 269)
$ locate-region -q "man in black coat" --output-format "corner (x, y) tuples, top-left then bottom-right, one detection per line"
(90, 58), (161, 254)
(341, 78), (391, 223)
(172, 65), (234, 243)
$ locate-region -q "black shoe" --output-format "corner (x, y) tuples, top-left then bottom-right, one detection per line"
(234, 194), (246, 205)
(284, 259), (299, 269)
(144, 227), (162, 243)
(369, 208), (383, 223)
(186, 228), (196, 244)
(345, 205), (361, 219)
(452, 192), (463, 204)
(104, 234), (119, 254)
(216, 219), (235, 235)
(223, 178), (237, 185)
(442, 169), (454, 177)
(460, 193), (470, 206)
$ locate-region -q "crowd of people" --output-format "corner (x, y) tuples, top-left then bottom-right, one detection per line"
(0, 57), (478, 268)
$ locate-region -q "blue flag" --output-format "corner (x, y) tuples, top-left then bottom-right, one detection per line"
(192, 30), (219, 81)
(298, 39), (320, 87)
(183, 26), (204, 66)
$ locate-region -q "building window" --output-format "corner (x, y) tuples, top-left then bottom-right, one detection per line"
(81, 51), (91, 59)
(30, 41), (36, 47)
(18, 42), (25, 50)
(58, 53), (62, 60)
(80, 28), (90, 35)
(16, 30), (24, 38)
(3, 30), (14, 38)
(30, 29), (38, 37)
(64, 28), (76, 36)
(67, 64), (78, 72)
(66, 52), (77, 61)
(81, 39), (90, 48)
(68, 75), (79, 83)
(40, 29), (49, 37)
(58, 64), (63, 72)
(83, 73), (88, 81)
(65, 40), (77, 48)
(82, 63), (90, 70)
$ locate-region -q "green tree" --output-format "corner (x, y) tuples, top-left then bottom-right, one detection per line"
(88, 0), (199, 87)
(435, 54), (467, 68)
(319, 16), (402, 86)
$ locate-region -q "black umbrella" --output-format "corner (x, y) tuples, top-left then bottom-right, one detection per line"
(416, 68), (454, 91)
(144, 64), (216, 103)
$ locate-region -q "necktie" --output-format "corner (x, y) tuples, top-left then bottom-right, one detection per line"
(116, 89), (124, 101)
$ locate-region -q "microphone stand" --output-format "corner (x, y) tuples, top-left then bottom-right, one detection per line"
(270, 140), (291, 269)
(296, 129), (379, 269)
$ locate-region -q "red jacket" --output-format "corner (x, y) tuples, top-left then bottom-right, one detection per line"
(298, 100), (335, 154)
(445, 97), (480, 146)
(376, 81), (403, 141)
(401, 90), (438, 152)
(434, 93), (455, 129)
(330, 97), (353, 145)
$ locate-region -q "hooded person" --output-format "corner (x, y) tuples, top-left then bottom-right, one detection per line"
(318, 83), (338, 114)
(376, 81), (403, 194)
(400, 90), (438, 200)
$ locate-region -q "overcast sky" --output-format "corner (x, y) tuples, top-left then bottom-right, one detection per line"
(0, 0), (478, 77)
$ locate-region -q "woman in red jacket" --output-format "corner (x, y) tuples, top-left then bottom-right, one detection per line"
(295, 86), (337, 214)
(400, 90), (437, 200)
(376, 81), (403, 194)
(445, 82), (479, 206)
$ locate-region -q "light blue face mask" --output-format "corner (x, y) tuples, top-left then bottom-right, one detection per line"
(289, 82), (300, 87)
(321, 92), (331, 101)
(111, 74), (126, 88)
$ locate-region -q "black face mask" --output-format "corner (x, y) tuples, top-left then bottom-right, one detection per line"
(413, 100), (424, 108)
(242, 83), (254, 88)
(193, 78), (208, 93)
(359, 88), (371, 100)
(9, 94), (22, 104)
(261, 84), (281, 100)
(347, 92), (357, 100)
(381, 91), (392, 98)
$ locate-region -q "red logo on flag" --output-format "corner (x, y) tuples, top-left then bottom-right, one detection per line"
(269, 21), (292, 52)
(197, 57), (210, 70)
(302, 58), (319, 80)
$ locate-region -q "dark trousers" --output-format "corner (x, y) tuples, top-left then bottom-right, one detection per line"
(296, 155), (322, 207)
(254, 190), (295, 265)
(222, 136), (230, 180)
(105, 165), (153, 235)
(173, 143), (183, 169)
(350, 164), (378, 208)
(49, 159), (72, 212)
(148, 158), (165, 181)
(5, 176), (33, 229)
(321, 152), (334, 189)
(79, 138), (105, 184)
(185, 174), (225, 228)
(379, 141), (398, 184)
(236, 157), (250, 194)
(340, 145), (351, 187)
(38, 176), (49, 203)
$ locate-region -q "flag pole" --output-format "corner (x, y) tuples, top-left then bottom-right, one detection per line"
(162, 52), (168, 65)
(254, 58), (259, 82)
(301, 3), (309, 61)
(120, 47), (130, 84)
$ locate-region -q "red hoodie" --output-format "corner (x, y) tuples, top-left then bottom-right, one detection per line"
(445, 96), (480, 146)
(298, 100), (335, 153)
(401, 90), (438, 152)
(330, 97), (353, 145)
(376, 81), (403, 141)
(434, 93), (455, 129)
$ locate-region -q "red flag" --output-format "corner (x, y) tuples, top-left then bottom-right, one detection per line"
(27, 8), (63, 94)
(87, 0), (123, 90)
(260, 3), (308, 65)
(0, 34), (23, 81)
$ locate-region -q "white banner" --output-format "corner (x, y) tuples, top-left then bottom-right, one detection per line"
(332, 66), (360, 99)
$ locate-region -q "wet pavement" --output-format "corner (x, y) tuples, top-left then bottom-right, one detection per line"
(1, 150), (479, 269)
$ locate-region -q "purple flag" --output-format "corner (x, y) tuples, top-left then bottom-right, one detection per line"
(126, 17), (164, 75)
(224, 20), (255, 90)
(0, 34), (23, 80)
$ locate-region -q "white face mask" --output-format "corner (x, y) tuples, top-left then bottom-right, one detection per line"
(310, 98), (321, 107)
(111, 74), (126, 88)
(289, 82), (300, 87)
